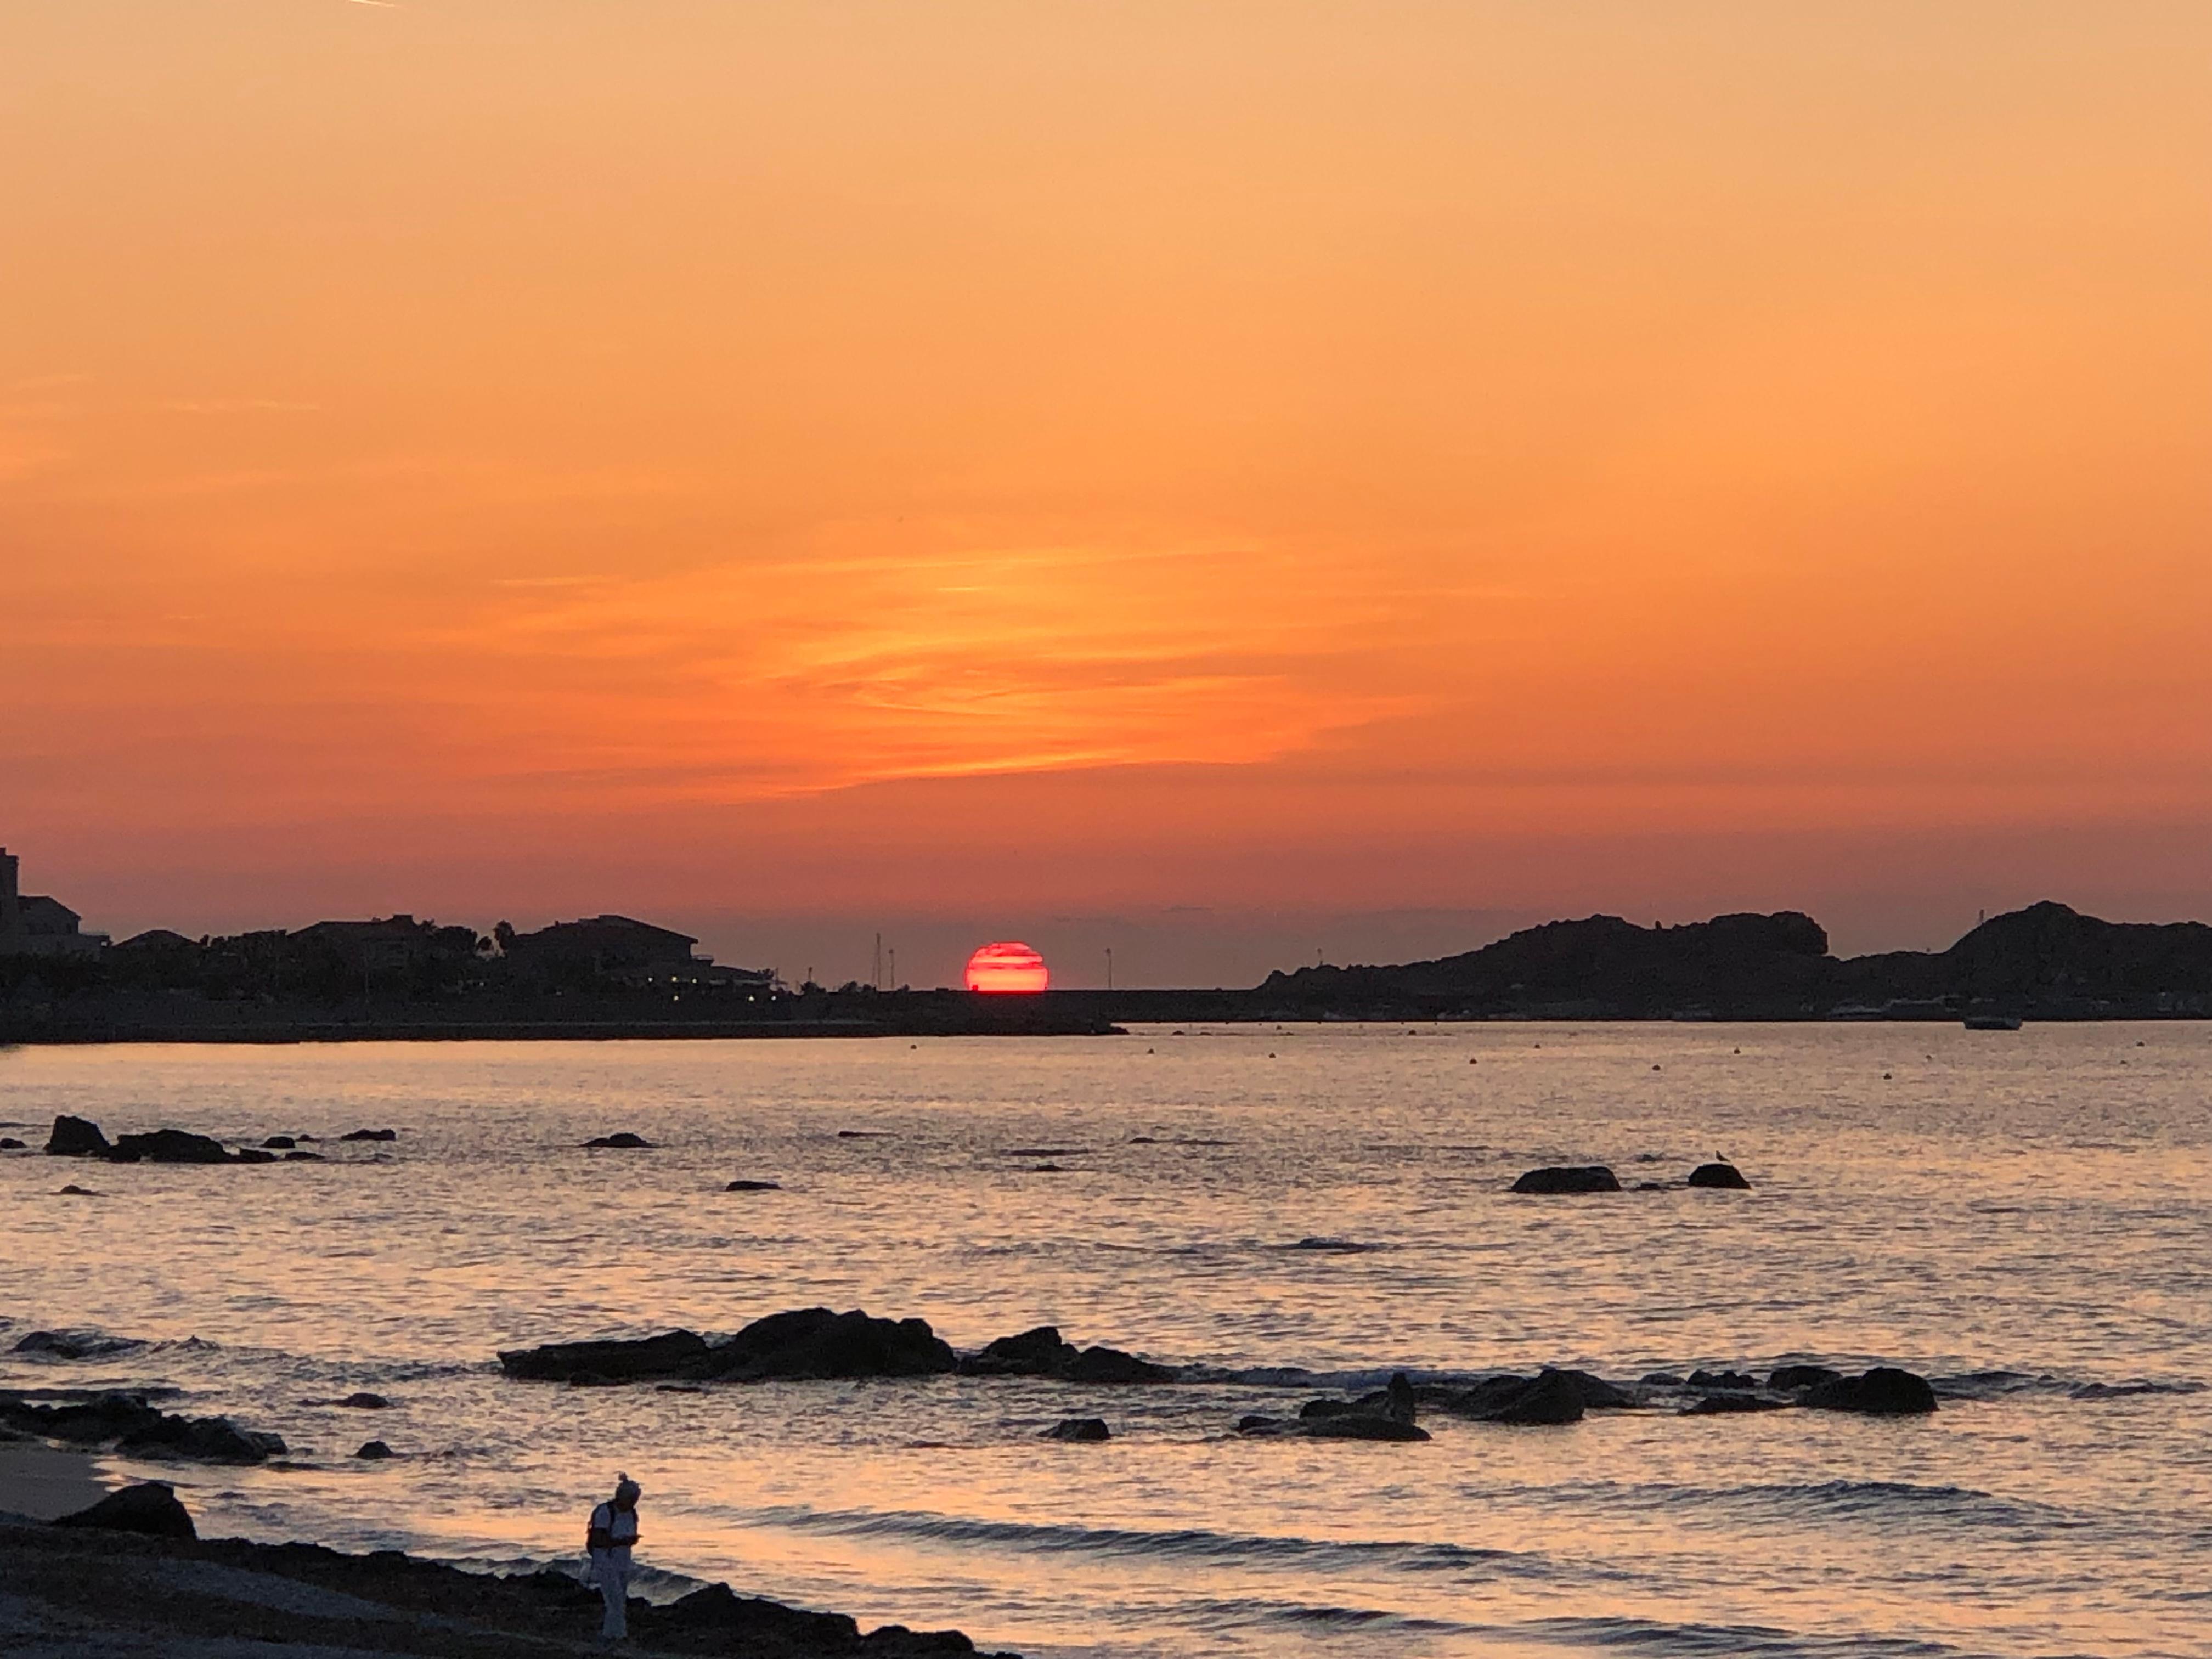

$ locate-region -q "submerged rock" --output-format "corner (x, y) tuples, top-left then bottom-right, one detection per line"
(340, 1393), (391, 1410)
(1509, 1165), (1621, 1194)
(340, 1128), (397, 1142)
(1238, 1412), (1429, 1442)
(13, 1330), (144, 1361)
(52, 1481), (196, 1539)
(585, 1133), (654, 1149)
(1040, 1417), (1111, 1442)
(1801, 1367), (1937, 1415)
(1767, 1364), (1844, 1393)
(1682, 1393), (1788, 1415)
(354, 1439), (395, 1459)
(1302, 1414), (1430, 1441)
(725, 1178), (782, 1191)
(1687, 1161), (1751, 1189)
(262, 1136), (296, 1150)
(44, 1116), (111, 1158)
(0, 1137), (25, 1150)
(498, 1330), (712, 1384)
(284, 1150), (326, 1161)
(1687, 1369), (1760, 1392)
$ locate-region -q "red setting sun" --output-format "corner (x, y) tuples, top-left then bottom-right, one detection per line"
(964, 942), (1050, 994)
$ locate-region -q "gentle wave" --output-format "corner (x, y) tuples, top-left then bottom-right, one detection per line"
(742, 1503), (1572, 1582)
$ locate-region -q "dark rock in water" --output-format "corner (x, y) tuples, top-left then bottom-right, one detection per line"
(0, 1137), (25, 1150)
(498, 1329), (712, 1383)
(1687, 1161), (1751, 1189)
(836, 1129), (892, 1139)
(1768, 1364), (1844, 1392)
(1510, 1165), (1620, 1194)
(45, 1116), (111, 1158)
(52, 1481), (195, 1539)
(501, 1308), (960, 1385)
(1639, 1372), (1683, 1387)
(1302, 1414), (1430, 1441)
(354, 1439), (395, 1459)
(233, 1147), (278, 1164)
(121, 1416), (285, 1464)
(1298, 1397), (1357, 1420)
(1238, 1410), (1429, 1442)
(585, 1132), (654, 1148)
(1040, 1417), (1111, 1442)
(1682, 1393), (1788, 1415)
(14, 1330), (144, 1361)
(708, 1308), (958, 1382)
(1001, 1147), (1086, 1158)
(1551, 1369), (1635, 1409)
(958, 1327), (1175, 1384)
(262, 1136), (297, 1150)
(1027, 1163), (1067, 1172)
(1, 1389), (284, 1464)
(1285, 1237), (1376, 1252)
(1802, 1366), (1938, 1415)
(57, 1184), (101, 1197)
(1062, 1345), (1176, 1385)
(960, 1325), (1078, 1377)
(340, 1392), (391, 1410)
(108, 1130), (232, 1165)
(340, 1128), (397, 1142)
(1431, 1368), (1587, 1425)
(1688, 1369), (1760, 1392)
(726, 1178), (782, 1191)
(284, 1150), (326, 1161)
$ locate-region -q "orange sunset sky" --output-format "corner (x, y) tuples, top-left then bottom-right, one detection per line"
(5, 2), (2209, 986)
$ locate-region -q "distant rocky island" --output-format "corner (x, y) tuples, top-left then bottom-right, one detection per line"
(1239, 901), (2212, 1022)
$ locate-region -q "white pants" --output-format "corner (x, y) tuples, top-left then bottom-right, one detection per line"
(593, 1555), (631, 1639)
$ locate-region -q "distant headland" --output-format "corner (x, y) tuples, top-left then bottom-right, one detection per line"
(2, 845), (2205, 1040)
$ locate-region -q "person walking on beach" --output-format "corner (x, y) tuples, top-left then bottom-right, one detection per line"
(586, 1474), (643, 1640)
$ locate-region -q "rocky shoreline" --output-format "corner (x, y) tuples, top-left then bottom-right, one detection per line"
(0, 1481), (1015, 1658)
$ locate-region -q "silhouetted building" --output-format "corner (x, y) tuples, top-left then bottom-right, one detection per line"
(504, 914), (773, 990)
(292, 915), (437, 974)
(0, 848), (108, 958)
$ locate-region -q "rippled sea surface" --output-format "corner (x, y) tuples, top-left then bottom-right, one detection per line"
(3, 1025), (2209, 1658)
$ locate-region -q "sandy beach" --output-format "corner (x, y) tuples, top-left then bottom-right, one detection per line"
(0, 1436), (110, 1521)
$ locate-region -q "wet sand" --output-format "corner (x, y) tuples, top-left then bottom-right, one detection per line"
(0, 1437), (110, 1521)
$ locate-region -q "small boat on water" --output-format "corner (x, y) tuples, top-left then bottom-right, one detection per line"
(1962, 1012), (2023, 1031)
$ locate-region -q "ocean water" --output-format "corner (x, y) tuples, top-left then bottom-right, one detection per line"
(2, 1025), (2208, 1659)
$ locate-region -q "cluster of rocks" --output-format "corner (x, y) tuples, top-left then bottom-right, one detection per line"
(38, 1115), (398, 1165)
(1510, 1160), (1751, 1194)
(496, 1306), (1937, 1439)
(0, 1387), (285, 1464)
(19, 1491), (1014, 1656)
(499, 1312), (1181, 1390)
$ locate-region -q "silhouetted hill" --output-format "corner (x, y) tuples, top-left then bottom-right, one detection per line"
(1254, 902), (2212, 1019)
